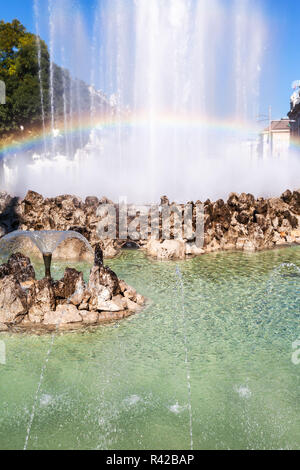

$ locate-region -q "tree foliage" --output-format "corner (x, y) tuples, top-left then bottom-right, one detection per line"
(0, 19), (50, 133)
(0, 20), (108, 137)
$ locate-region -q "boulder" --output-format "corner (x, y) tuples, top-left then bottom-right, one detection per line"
(44, 304), (82, 326)
(27, 278), (56, 323)
(146, 239), (186, 260)
(85, 196), (99, 207)
(88, 265), (120, 297)
(0, 275), (27, 324)
(24, 190), (44, 208)
(281, 190), (293, 204)
(236, 211), (250, 225)
(0, 253), (35, 282)
(53, 268), (85, 301)
(6, 253), (35, 282)
(80, 310), (98, 325)
(53, 237), (93, 262)
(90, 297), (125, 312)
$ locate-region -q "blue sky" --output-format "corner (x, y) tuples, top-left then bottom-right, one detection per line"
(1, 0), (300, 121)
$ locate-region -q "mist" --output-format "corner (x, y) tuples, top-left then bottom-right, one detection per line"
(1, 0), (299, 203)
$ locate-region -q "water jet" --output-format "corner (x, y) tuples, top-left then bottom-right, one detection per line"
(0, 230), (93, 279)
(43, 252), (52, 279)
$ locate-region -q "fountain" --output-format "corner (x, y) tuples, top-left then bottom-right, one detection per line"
(2, 0), (300, 202)
(0, 230), (93, 279)
(0, 230), (145, 331)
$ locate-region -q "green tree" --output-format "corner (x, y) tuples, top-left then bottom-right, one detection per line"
(0, 19), (50, 133)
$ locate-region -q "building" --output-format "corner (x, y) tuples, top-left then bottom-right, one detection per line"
(288, 83), (300, 138)
(259, 118), (291, 160)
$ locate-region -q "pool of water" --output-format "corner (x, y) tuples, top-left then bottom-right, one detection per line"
(0, 248), (299, 450)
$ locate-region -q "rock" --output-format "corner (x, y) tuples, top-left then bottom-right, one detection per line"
(146, 239), (186, 260)
(160, 195), (170, 205)
(44, 305), (82, 326)
(20, 280), (35, 290)
(228, 192), (254, 212)
(291, 229), (300, 238)
(236, 238), (246, 250)
(136, 294), (145, 306)
(123, 285), (137, 302)
(185, 242), (205, 256)
(146, 239), (162, 258)
(119, 280), (129, 294)
(0, 263), (10, 279)
(126, 298), (142, 312)
(243, 241), (256, 252)
(98, 311), (127, 322)
(88, 265), (120, 297)
(80, 310), (98, 325)
(94, 243), (104, 266)
(53, 268), (85, 301)
(88, 285), (112, 310)
(281, 190), (293, 204)
(0, 275), (27, 324)
(0, 322), (8, 331)
(0, 253), (35, 283)
(6, 253), (35, 282)
(291, 190), (300, 215)
(24, 190), (44, 207)
(78, 302), (90, 311)
(85, 196), (99, 207)
(27, 278), (56, 323)
(206, 238), (221, 252)
(53, 238), (93, 262)
(103, 240), (119, 259)
(112, 294), (127, 309)
(91, 297), (124, 313)
(236, 211), (250, 225)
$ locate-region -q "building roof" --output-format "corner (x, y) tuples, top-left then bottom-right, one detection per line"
(263, 119), (290, 133)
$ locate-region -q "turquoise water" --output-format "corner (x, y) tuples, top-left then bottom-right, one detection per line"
(0, 248), (299, 450)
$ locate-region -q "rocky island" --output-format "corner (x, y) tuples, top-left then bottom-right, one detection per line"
(0, 244), (145, 332)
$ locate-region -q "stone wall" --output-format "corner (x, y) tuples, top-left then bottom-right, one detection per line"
(0, 189), (299, 260)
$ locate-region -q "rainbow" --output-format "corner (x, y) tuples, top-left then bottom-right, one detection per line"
(0, 110), (268, 157)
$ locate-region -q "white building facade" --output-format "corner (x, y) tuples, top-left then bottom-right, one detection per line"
(259, 119), (291, 160)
